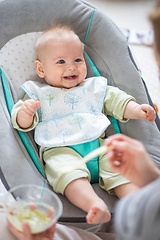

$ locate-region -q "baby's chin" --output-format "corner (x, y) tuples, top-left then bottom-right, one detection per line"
(62, 79), (82, 88)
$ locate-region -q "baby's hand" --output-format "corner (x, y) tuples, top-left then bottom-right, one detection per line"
(20, 99), (40, 119)
(17, 99), (40, 128)
(136, 104), (156, 123)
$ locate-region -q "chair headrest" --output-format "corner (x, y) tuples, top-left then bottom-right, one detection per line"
(0, 32), (43, 98)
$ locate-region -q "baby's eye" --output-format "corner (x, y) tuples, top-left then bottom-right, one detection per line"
(75, 58), (82, 62)
(57, 60), (65, 64)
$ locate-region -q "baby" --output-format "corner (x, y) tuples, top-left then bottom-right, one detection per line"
(11, 24), (156, 224)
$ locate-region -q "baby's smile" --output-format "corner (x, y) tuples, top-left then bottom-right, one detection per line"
(63, 75), (78, 82)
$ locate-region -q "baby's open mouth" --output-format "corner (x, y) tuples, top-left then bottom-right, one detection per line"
(63, 75), (78, 80)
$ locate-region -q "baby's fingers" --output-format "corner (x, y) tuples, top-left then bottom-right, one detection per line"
(22, 100), (40, 116)
(141, 105), (156, 122)
(146, 107), (156, 123)
(147, 112), (156, 123)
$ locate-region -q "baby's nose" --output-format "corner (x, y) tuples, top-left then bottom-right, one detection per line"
(67, 64), (76, 71)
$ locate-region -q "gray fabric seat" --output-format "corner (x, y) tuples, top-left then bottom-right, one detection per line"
(0, 0), (160, 226)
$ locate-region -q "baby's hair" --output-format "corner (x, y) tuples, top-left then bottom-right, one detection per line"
(43, 22), (76, 36)
(35, 23), (83, 60)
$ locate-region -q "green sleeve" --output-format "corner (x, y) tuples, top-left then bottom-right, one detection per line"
(102, 86), (135, 122)
(11, 94), (39, 132)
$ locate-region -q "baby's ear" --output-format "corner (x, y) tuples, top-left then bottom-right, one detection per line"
(35, 60), (45, 78)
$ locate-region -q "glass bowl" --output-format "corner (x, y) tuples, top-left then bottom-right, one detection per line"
(3, 184), (63, 234)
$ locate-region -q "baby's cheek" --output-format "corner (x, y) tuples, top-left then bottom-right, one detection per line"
(83, 66), (87, 79)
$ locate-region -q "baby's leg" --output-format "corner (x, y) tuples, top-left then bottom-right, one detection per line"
(64, 177), (111, 224)
(43, 147), (110, 224)
(114, 182), (139, 198)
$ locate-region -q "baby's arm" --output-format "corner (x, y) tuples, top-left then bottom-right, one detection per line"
(16, 99), (40, 129)
(123, 100), (156, 123)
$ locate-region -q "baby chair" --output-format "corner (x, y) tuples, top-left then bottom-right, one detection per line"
(0, 0), (160, 230)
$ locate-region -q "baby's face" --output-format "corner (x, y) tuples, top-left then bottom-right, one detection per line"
(39, 33), (87, 89)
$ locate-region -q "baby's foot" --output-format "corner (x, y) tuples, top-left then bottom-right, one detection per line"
(86, 202), (111, 224)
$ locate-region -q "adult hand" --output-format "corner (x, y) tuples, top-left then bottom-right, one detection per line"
(106, 134), (160, 187)
(7, 219), (56, 240)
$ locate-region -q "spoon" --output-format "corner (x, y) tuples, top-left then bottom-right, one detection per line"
(60, 145), (114, 174)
